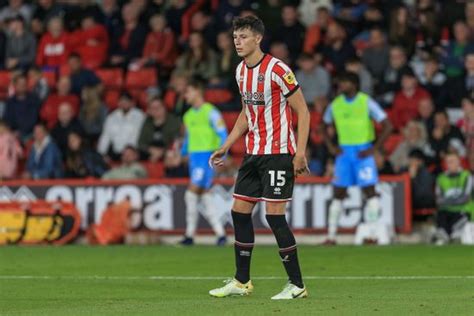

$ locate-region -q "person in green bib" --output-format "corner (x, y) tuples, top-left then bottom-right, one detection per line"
(322, 72), (393, 244)
(179, 79), (228, 246)
(433, 151), (474, 245)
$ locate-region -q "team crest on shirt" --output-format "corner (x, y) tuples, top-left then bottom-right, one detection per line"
(257, 73), (265, 82)
(283, 71), (295, 85)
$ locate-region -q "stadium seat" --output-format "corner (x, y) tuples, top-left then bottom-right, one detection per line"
(95, 68), (124, 90)
(384, 134), (403, 155)
(204, 88), (233, 105)
(0, 71), (10, 98)
(222, 111), (240, 130)
(142, 161), (165, 179)
(125, 68), (157, 90)
(413, 208), (435, 216)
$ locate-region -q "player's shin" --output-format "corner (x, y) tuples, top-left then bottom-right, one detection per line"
(328, 199), (343, 240)
(202, 192), (225, 237)
(266, 215), (304, 288)
(184, 190), (199, 238)
(364, 196), (380, 223)
(232, 210), (254, 284)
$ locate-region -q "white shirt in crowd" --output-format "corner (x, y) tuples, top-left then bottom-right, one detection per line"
(97, 108), (145, 155)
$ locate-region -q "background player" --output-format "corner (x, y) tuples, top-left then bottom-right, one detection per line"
(322, 72), (393, 245)
(179, 79), (228, 246)
(208, 16), (310, 300)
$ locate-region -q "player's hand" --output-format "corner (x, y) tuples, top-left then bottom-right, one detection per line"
(293, 154), (310, 177)
(209, 148), (227, 168)
(358, 148), (374, 158)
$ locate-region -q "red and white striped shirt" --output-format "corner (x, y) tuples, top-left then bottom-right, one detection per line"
(235, 54), (299, 155)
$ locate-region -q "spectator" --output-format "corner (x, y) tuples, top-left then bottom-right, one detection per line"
(215, 0), (251, 32)
(298, 0), (332, 28)
(378, 46), (410, 107)
(31, 0), (64, 36)
(97, 91), (145, 161)
(102, 145), (147, 180)
(273, 5), (305, 63)
(417, 56), (447, 108)
(390, 120), (434, 173)
(441, 21), (474, 79)
(164, 145), (188, 178)
(403, 149), (436, 210)
(415, 5), (440, 54)
(254, 0), (283, 36)
(269, 41), (291, 66)
(4, 74), (41, 141)
(163, 72), (189, 117)
(5, 15), (36, 70)
(321, 22), (356, 73)
(61, 1), (102, 35)
(388, 6), (416, 56)
(214, 31), (240, 88)
(345, 57), (373, 95)
(374, 148), (394, 175)
(433, 152), (474, 245)
(391, 68), (430, 130)
(76, 15), (109, 69)
(418, 97), (435, 134)
(296, 53), (330, 105)
(0, 0), (32, 24)
(109, 3), (147, 68)
(165, 0), (188, 35)
(362, 27), (390, 82)
(190, 11), (218, 50)
(50, 102), (85, 156)
(64, 131), (107, 178)
(98, 0), (121, 38)
(303, 6), (333, 54)
(175, 31), (218, 81)
(0, 120), (22, 179)
(138, 13), (178, 73)
(457, 97), (474, 161)
(446, 53), (474, 108)
(36, 16), (71, 69)
(78, 85), (108, 142)
(67, 53), (101, 96)
(138, 97), (181, 161)
(430, 111), (466, 166)
(25, 123), (62, 179)
(27, 66), (49, 102)
(40, 76), (80, 129)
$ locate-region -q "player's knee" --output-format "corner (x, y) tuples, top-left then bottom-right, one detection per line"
(265, 202), (287, 215)
(233, 199), (255, 214)
(333, 187), (347, 200)
(362, 185), (377, 198)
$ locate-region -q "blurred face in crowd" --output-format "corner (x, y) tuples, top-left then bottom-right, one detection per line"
(0, 122), (8, 135)
(282, 6), (298, 26)
(369, 29), (385, 48)
(401, 74), (417, 91)
(316, 8), (330, 26)
(58, 102), (74, 125)
(39, 0), (53, 8)
(270, 42), (289, 61)
(424, 59), (439, 77)
(33, 125), (47, 143)
(9, 18), (24, 35)
(150, 14), (166, 32)
(14, 76), (28, 96)
(396, 6), (408, 25)
(68, 56), (82, 73)
(345, 61), (361, 73)
(217, 32), (232, 52)
(298, 56), (315, 72)
(465, 54), (474, 74)
(57, 76), (71, 95)
(445, 154), (461, 173)
(453, 21), (469, 43)
(147, 99), (166, 121)
(461, 98), (474, 118)
(81, 16), (95, 30)
(118, 95), (134, 112)
(189, 32), (204, 51)
(122, 3), (139, 24)
(326, 23), (344, 42)
(10, 0), (23, 9)
(101, 0), (117, 12)
(434, 112), (449, 130)
(233, 27), (262, 58)
(389, 47), (406, 69)
(122, 147), (138, 164)
(68, 132), (82, 151)
(405, 121), (423, 142)
(418, 98), (434, 119)
(48, 17), (63, 37)
(191, 11), (208, 31)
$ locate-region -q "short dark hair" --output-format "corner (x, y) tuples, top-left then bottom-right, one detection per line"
(187, 77), (205, 92)
(232, 15), (265, 35)
(338, 71), (360, 89)
(68, 52), (81, 60)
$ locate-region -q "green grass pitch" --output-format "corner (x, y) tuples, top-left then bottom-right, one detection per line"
(0, 245), (472, 315)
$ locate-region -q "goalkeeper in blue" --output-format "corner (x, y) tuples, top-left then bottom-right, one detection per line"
(179, 79), (228, 246)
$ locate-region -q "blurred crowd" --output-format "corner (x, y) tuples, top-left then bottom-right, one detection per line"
(0, 0), (472, 214)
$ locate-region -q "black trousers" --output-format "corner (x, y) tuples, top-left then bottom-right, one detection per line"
(436, 210), (470, 235)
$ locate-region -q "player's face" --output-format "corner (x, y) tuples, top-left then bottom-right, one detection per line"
(445, 155), (461, 173)
(184, 86), (200, 105)
(338, 80), (354, 95)
(233, 28), (261, 58)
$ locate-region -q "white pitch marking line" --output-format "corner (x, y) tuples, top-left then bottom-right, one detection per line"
(0, 276), (473, 280)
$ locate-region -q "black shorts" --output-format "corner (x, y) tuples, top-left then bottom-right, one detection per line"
(233, 154), (295, 203)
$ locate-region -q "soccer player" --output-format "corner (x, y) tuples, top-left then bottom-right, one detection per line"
(322, 72), (393, 245)
(208, 16), (310, 300)
(180, 79), (228, 246)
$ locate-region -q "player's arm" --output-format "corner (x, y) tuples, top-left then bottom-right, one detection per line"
(288, 88), (310, 176)
(321, 103), (341, 156)
(209, 106), (247, 167)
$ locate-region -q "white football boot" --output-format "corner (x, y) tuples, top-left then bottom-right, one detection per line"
(209, 279), (254, 298)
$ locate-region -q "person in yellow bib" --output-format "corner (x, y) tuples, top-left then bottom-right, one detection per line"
(179, 79), (228, 246)
(322, 72), (393, 245)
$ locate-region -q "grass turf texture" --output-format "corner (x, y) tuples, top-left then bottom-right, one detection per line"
(0, 245), (472, 315)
